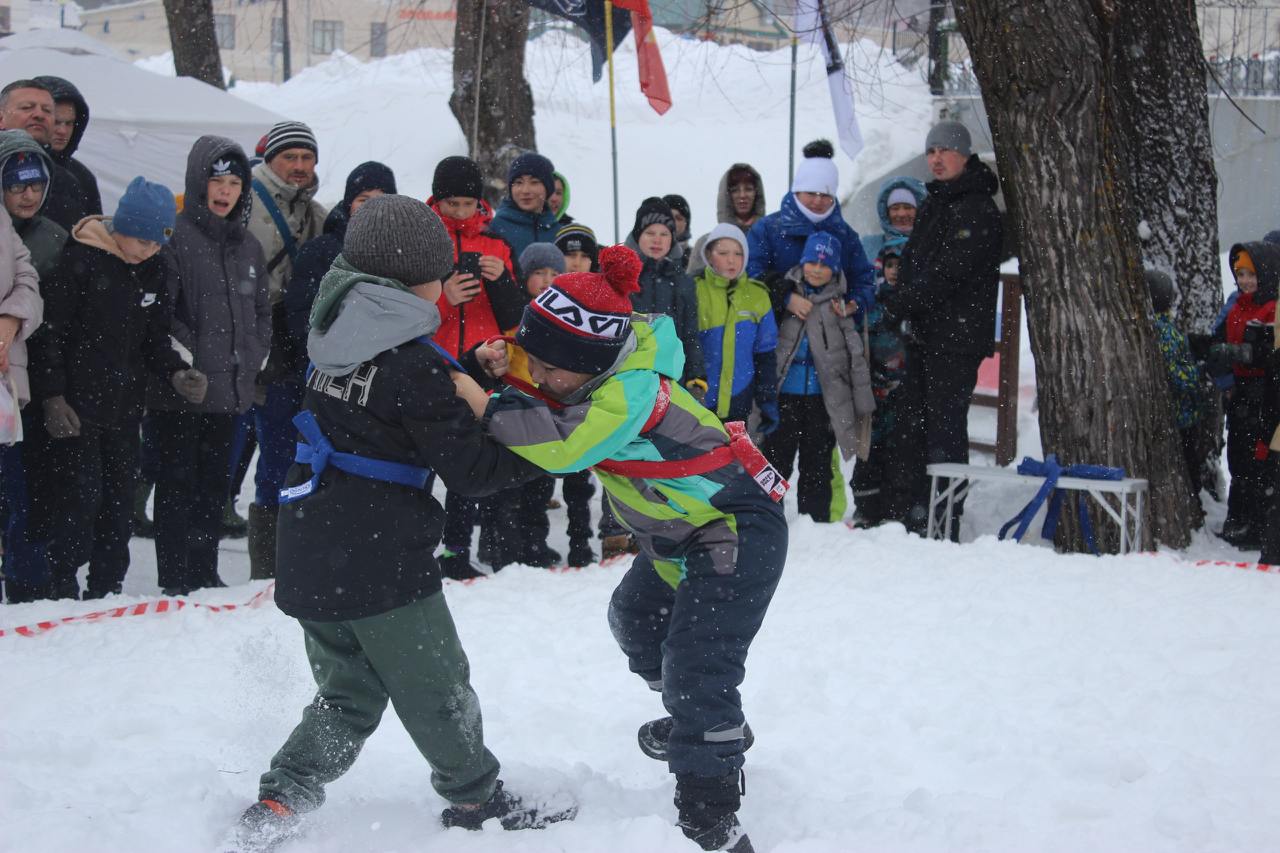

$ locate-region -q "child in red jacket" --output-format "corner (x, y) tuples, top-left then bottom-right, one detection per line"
(428, 156), (526, 578)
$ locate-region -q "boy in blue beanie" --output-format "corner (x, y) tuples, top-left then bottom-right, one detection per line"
(27, 176), (208, 599)
(488, 151), (559, 259)
(763, 231), (875, 523)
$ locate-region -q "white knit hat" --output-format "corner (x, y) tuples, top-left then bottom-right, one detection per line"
(791, 156), (839, 196)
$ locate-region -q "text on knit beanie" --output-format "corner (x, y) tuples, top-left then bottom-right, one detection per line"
(343, 161), (397, 215)
(517, 244), (642, 375)
(2, 151), (46, 189)
(263, 121), (318, 163)
(631, 196), (676, 241)
(800, 232), (842, 275)
(925, 121), (972, 157)
(432, 155), (483, 201)
(507, 151), (555, 198)
(209, 153), (250, 184)
(343, 194), (453, 286)
(520, 242), (567, 277)
(113, 176), (176, 245)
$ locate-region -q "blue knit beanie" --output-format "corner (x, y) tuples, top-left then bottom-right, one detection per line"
(800, 232), (841, 274)
(113, 176), (176, 244)
(507, 151), (555, 198)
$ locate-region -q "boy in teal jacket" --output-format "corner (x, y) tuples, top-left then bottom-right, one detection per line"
(481, 245), (787, 853)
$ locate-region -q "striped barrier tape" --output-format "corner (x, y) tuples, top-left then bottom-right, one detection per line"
(0, 582), (275, 639)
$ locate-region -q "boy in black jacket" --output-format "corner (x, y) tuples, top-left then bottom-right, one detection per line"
(27, 176), (206, 600)
(231, 195), (571, 853)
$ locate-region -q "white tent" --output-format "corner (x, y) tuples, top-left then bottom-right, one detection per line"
(0, 29), (284, 211)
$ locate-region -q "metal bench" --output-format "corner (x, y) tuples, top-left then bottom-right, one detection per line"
(926, 462), (1150, 553)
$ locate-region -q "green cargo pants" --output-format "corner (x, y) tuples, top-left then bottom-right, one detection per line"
(259, 592), (501, 811)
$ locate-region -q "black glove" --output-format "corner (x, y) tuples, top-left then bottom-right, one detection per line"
(171, 368), (209, 405)
(42, 395), (81, 438)
(1207, 342), (1249, 378)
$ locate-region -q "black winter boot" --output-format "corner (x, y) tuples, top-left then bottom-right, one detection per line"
(440, 779), (577, 830)
(638, 716), (754, 762)
(439, 548), (485, 580)
(519, 541), (562, 569)
(226, 799), (301, 852)
(675, 772), (752, 852)
(567, 538), (595, 568)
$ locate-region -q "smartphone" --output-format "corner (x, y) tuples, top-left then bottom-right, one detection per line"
(456, 251), (483, 281)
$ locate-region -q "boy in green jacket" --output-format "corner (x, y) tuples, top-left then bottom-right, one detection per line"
(480, 245), (788, 853)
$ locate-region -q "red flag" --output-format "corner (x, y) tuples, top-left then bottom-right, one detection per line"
(613, 0), (671, 115)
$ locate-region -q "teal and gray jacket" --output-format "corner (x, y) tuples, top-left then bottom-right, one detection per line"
(486, 315), (783, 588)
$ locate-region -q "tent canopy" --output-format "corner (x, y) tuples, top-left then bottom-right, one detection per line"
(0, 31), (283, 211)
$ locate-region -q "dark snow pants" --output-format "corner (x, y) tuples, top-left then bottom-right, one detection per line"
(762, 393), (838, 522)
(607, 507), (786, 778)
(897, 346), (985, 528)
(260, 592), (501, 812)
(1224, 377), (1270, 532)
(1, 410), (50, 602)
(29, 421), (138, 599)
(1261, 451), (1279, 565)
(151, 410), (236, 593)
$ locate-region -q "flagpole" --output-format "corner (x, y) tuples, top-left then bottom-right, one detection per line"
(788, 32), (798, 185)
(605, 0), (620, 243)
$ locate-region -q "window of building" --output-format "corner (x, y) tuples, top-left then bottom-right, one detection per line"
(214, 13), (235, 50)
(271, 16), (285, 50)
(0, 7), (11, 35)
(370, 21), (387, 58)
(312, 19), (343, 54)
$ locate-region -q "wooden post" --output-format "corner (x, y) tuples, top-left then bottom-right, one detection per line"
(969, 273), (1021, 466)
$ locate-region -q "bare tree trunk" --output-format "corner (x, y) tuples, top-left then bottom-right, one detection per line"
(953, 0), (1197, 551)
(1112, 0), (1222, 334)
(162, 0), (225, 90)
(450, 0), (537, 208)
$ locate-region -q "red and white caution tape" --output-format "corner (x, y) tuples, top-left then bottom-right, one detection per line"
(0, 582), (275, 639)
(1188, 558), (1278, 574)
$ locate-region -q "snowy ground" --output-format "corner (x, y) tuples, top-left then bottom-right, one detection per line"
(4, 30), (1275, 853)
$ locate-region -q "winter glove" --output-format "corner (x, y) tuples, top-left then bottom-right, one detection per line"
(42, 395), (81, 439)
(757, 399), (780, 436)
(685, 377), (708, 407)
(171, 368), (209, 405)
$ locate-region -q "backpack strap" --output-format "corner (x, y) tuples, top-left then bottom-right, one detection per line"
(252, 178), (299, 265)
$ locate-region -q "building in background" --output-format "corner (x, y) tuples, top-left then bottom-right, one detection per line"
(78, 0), (454, 83)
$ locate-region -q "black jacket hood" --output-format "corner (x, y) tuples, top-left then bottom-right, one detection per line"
(1229, 241), (1280, 304)
(182, 135), (252, 240)
(33, 76), (89, 162)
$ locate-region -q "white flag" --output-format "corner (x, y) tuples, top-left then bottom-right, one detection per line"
(793, 0), (864, 160)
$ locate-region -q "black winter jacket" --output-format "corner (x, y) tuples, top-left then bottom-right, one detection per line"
(275, 343), (542, 622)
(881, 155), (1004, 356)
(282, 207), (345, 381)
(33, 76), (102, 222)
(623, 235), (705, 383)
(28, 219), (188, 429)
(148, 136), (271, 415)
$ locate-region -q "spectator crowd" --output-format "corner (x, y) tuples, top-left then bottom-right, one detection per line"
(0, 70), (1276, 853)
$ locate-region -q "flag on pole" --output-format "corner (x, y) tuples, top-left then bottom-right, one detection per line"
(526, 0), (631, 82)
(793, 0), (863, 160)
(613, 0), (672, 115)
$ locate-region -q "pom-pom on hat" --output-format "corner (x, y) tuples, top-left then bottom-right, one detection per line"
(517, 244), (642, 376)
(792, 139), (839, 196)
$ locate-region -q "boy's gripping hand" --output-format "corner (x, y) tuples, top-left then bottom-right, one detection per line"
(475, 338), (510, 379)
(451, 371), (491, 419)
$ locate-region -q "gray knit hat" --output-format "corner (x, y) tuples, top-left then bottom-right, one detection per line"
(925, 120), (972, 157)
(519, 242), (566, 277)
(343, 194), (453, 285)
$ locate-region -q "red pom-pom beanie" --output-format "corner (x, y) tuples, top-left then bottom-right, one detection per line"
(517, 244), (643, 375)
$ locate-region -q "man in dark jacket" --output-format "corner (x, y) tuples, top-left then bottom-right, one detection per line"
(232, 194), (571, 851)
(282, 160), (396, 383)
(0, 79), (89, 231)
(26, 177), (207, 599)
(880, 121), (1004, 537)
(147, 136), (271, 595)
(33, 76), (103, 218)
